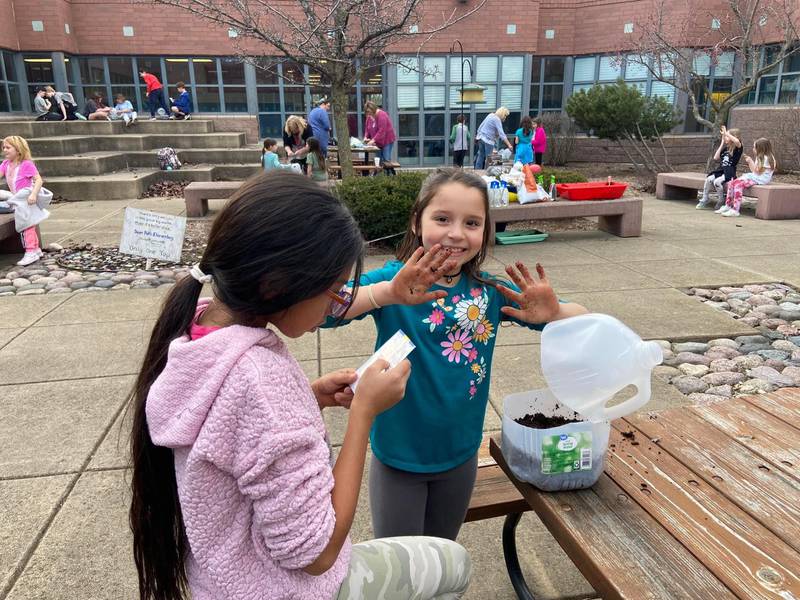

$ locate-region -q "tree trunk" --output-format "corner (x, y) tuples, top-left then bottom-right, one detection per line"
(331, 82), (354, 179)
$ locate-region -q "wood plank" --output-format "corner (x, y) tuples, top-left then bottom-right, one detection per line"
(606, 425), (800, 599)
(622, 413), (800, 554)
(692, 398), (800, 482)
(590, 477), (737, 600)
(742, 389), (800, 430)
(489, 437), (737, 600)
(465, 464), (530, 522)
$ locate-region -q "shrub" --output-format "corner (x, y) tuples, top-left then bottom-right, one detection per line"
(540, 113), (578, 166)
(537, 167), (587, 183)
(334, 172), (428, 242)
(335, 168), (586, 242)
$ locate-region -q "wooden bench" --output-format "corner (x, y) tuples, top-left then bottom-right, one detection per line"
(656, 171), (800, 219)
(183, 181), (242, 217)
(489, 197), (643, 244)
(327, 164), (382, 179)
(465, 438), (533, 599)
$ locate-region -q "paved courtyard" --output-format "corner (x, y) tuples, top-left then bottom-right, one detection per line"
(2, 191), (799, 599)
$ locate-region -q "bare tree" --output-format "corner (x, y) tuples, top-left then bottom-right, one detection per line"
(629, 0), (799, 158)
(147, 0), (485, 177)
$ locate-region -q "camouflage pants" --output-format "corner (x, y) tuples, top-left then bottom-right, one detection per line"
(335, 536), (471, 599)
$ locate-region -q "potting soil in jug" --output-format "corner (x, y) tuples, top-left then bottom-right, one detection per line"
(502, 388), (608, 491)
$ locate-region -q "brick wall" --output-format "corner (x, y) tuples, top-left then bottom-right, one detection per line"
(568, 134), (712, 165)
(0, 0), (19, 50)
(729, 105), (800, 172)
(10, 0), (77, 54)
(1, 0), (796, 56)
(201, 114), (260, 144)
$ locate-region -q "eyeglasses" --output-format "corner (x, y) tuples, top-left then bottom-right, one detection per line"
(325, 286), (353, 319)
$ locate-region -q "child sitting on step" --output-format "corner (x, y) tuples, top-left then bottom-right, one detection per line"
(111, 94), (137, 126)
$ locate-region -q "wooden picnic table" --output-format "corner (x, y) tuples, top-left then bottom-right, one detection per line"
(328, 145), (381, 165)
(489, 388), (800, 599)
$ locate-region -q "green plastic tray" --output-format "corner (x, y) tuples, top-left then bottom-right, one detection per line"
(495, 229), (549, 245)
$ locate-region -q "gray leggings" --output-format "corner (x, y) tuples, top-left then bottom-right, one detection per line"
(369, 453), (478, 541)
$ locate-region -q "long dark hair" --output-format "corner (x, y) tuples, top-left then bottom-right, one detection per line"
(520, 115), (533, 137)
(129, 171), (364, 600)
(307, 137), (326, 171)
(395, 167), (496, 288)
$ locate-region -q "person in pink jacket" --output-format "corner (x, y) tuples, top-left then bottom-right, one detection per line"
(363, 100), (397, 173)
(129, 171), (472, 600)
(531, 116), (547, 166)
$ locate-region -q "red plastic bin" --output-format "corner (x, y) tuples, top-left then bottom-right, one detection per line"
(556, 181), (628, 201)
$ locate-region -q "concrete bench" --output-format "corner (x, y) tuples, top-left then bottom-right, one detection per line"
(0, 214), (42, 256)
(489, 197), (642, 244)
(656, 171), (800, 219)
(183, 181), (242, 217)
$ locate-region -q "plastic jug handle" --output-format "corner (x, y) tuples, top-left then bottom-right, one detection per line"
(601, 377), (651, 421)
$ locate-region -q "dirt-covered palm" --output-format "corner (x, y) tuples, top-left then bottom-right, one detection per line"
(497, 262), (560, 323)
(389, 244), (460, 305)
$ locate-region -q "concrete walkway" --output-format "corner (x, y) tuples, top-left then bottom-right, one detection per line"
(1, 192), (799, 600)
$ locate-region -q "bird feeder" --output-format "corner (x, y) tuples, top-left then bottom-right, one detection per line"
(459, 83), (486, 104)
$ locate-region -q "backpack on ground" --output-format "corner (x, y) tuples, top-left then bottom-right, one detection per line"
(157, 147), (181, 170)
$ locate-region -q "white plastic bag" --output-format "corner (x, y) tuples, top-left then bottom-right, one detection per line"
(499, 148), (512, 161)
(518, 183), (550, 204)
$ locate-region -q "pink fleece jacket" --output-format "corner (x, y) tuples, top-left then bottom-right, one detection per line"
(146, 299), (350, 599)
(364, 109), (396, 148)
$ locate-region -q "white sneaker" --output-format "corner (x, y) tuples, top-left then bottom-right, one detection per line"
(714, 206), (730, 214)
(17, 251), (41, 266)
(695, 201), (710, 209)
(722, 209), (740, 217)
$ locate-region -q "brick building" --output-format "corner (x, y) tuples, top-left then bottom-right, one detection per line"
(0, 0), (798, 166)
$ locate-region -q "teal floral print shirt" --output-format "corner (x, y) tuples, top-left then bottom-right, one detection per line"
(326, 261), (546, 473)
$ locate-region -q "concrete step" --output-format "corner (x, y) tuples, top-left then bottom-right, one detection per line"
(36, 147), (262, 176)
(0, 119), (215, 138)
(28, 132), (247, 156)
(45, 165), (261, 201)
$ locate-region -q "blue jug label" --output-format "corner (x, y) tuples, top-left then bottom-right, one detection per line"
(541, 431), (593, 474)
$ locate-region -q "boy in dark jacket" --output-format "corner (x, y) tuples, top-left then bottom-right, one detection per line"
(170, 82), (193, 120)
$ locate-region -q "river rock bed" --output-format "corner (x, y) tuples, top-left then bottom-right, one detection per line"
(653, 283), (800, 401)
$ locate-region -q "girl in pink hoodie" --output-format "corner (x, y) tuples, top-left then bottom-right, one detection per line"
(129, 171), (471, 600)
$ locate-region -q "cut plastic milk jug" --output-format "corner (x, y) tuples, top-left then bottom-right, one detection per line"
(501, 313), (663, 491)
(540, 313), (663, 422)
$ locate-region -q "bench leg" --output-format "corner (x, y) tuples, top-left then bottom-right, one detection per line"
(656, 181), (699, 201)
(0, 225), (41, 255)
(503, 512), (536, 600)
(185, 197), (208, 218)
(598, 207), (642, 237)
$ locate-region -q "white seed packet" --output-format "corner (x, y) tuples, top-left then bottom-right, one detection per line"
(351, 329), (415, 392)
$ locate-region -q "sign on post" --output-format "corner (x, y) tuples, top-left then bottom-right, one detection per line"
(119, 207), (187, 265)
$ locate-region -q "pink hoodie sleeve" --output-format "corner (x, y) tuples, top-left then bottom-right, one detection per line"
(231, 355), (337, 570)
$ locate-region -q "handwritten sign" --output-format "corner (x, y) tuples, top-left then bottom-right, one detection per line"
(119, 207), (186, 263)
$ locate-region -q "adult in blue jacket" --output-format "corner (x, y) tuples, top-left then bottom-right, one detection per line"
(308, 97), (332, 156)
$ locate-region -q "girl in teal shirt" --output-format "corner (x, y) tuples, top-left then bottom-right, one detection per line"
(326, 168), (587, 540)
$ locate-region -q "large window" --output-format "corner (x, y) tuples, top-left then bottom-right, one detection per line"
(0, 51), (22, 111)
(397, 54), (526, 167)
(530, 57), (565, 113)
(684, 51), (735, 132)
(745, 44), (800, 105)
